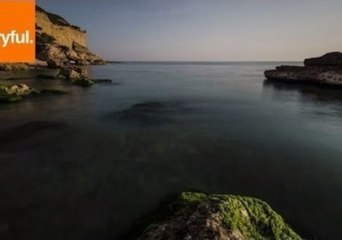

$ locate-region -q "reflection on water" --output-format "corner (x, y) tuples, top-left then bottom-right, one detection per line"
(0, 63), (342, 240)
(263, 80), (342, 121)
(264, 79), (342, 104)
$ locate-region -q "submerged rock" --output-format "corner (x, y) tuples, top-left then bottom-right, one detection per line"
(132, 192), (301, 240)
(91, 79), (114, 84)
(39, 89), (69, 95)
(116, 101), (185, 125)
(36, 74), (59, 79)
(0, 121), (68, 143)
(72, 78), (94, 87)
(265, 52), (342, 87)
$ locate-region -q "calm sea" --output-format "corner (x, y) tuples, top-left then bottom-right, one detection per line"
(0, 62), (341, 240)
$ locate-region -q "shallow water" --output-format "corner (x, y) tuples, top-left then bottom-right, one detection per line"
(0, 62), (342, 240)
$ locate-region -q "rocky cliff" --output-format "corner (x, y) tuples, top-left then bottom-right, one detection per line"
(36, 6), (105, 67)
(265, 52), (342, 87)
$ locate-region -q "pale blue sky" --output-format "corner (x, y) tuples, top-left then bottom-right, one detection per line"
(37, 0), (342, 61)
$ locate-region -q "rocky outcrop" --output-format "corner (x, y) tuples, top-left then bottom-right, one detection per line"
(304, 52), (342, 67)
(59, 66), (94, 87)
(265, 52), (342, 87)
(127, 192), (301, 240)
(0, 84), (69, 103)
(0, 84), (38, 103)
(36, 6), (105, 67)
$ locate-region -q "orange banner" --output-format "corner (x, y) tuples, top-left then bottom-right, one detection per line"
(0, 0), (35, 63)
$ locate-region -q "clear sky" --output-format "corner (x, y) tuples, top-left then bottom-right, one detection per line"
(37, 0), (342, 61)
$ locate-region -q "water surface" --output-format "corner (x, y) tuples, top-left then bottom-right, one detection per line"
(0, 62), (342, 240)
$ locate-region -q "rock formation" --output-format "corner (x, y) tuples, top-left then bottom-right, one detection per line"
(265, 52), (342, 87)
(124, 192), (301, 240)
(36, 6), (105, 67)
(0, 84), (38, 103)
(0, 84), (68, 103)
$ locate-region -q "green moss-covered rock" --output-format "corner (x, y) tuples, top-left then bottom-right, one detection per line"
(0, 84), (38, 103)
(138, 192), (301, 240)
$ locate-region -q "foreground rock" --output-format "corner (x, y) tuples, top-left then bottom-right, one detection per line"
(265, 52), (342, 87)
(126, 192), (301, 240)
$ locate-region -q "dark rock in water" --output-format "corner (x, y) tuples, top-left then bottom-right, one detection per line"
(304, 52), (342, 66)
(39, 89), (69, 95)
(115, 101), (186, 126)
(36, 74), (58, 79)
(91, 79), (113, 84)
(122, 192), (301, 240)
(72, 78), (94, 87)
(0, 121), (68, 144)
(265, 52), (342, 87)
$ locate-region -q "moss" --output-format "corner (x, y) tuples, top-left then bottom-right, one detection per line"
(134, 192), (301, 240)
(206, 194), (300, 240)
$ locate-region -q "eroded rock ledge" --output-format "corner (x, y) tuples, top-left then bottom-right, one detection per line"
(265, 52), (342, 87)
(36, 6), (106, 67)
(124, 192), (301, 240)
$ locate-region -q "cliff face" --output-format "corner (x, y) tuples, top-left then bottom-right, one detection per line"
(35, 6), (105, 66)
(36, 6), (86, 49)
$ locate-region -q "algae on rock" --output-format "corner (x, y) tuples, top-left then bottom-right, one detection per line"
(138, 192), (301, 240)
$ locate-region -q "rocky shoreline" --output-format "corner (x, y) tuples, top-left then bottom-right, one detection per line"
(0, 6), (111, 104)
(265, 52), (342, 87)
